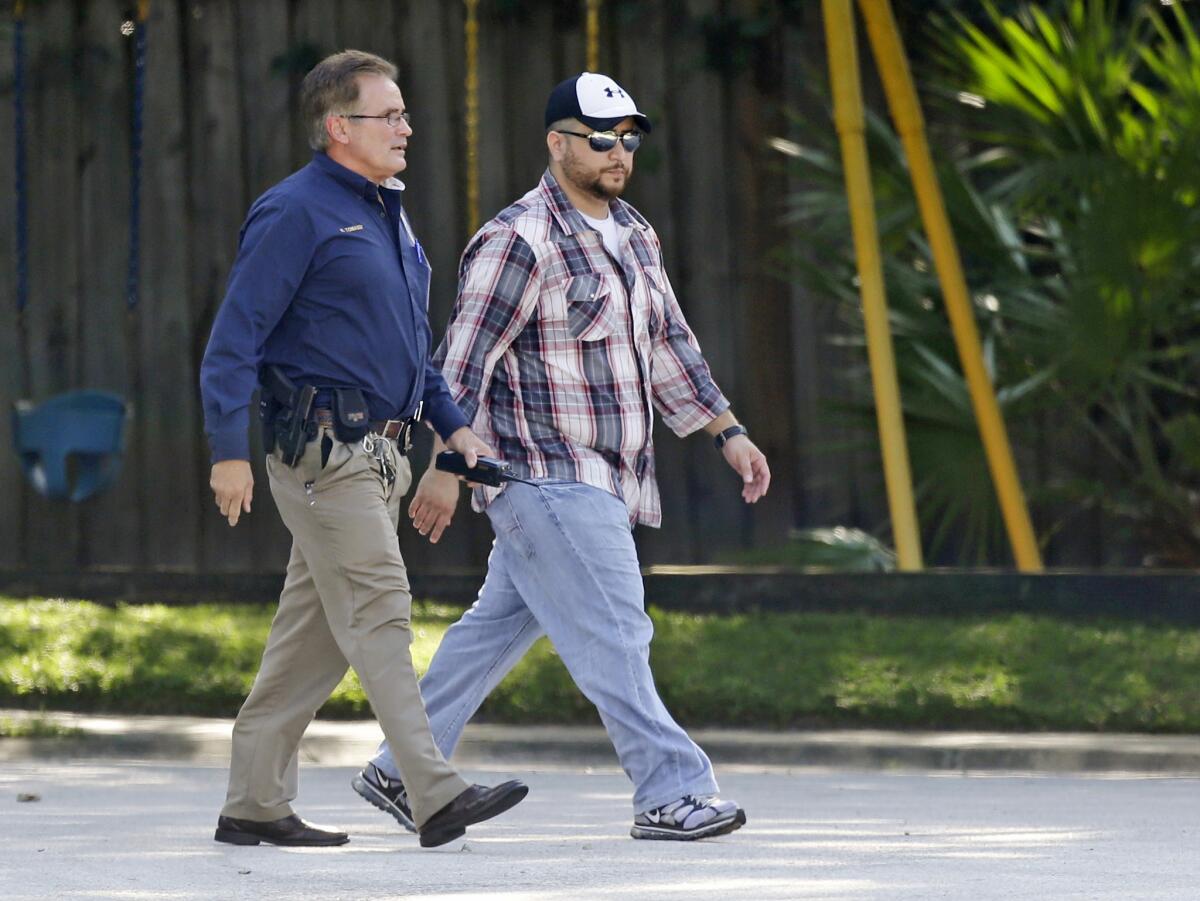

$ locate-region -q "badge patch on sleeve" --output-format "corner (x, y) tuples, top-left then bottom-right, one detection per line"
(340, 224), (364, 233)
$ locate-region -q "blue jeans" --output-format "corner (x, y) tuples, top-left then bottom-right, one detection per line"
(373, 481), (719, 812)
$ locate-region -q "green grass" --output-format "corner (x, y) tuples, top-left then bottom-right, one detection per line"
(2, 598), (1199, 732)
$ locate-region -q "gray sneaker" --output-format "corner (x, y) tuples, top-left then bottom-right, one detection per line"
(351, 762), (416, 833)
(630, 795), (746, 841)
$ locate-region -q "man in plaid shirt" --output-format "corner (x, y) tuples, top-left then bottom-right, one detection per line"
(355, 73), (770, 841)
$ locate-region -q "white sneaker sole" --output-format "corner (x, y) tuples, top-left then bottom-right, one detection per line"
(351, 772), (417, 833)
(630, 808), (746, 841)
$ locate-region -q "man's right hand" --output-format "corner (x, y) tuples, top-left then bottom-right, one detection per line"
(210, 460), (254, 527)
(443, 425), (493, 468)
(409, 467), (461, 544)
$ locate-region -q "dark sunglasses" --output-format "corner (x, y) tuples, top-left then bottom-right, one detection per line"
(556, 129), (644, 153)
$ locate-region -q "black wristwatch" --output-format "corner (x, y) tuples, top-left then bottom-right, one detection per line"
(713, 424), (748, 449)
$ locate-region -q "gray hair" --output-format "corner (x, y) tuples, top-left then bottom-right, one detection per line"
(300, 50), (398, 151)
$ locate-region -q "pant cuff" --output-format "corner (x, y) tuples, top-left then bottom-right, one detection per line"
(411, 777), (471, 830)
(635, 778), (721, 815)
(220, 800), (295, 822)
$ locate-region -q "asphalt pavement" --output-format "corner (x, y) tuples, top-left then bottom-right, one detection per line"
(2, 712), (1198, 899)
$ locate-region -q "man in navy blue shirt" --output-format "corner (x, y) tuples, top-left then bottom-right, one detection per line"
(200, 50), (525, 849)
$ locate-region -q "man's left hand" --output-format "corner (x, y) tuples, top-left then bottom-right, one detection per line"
(722, 435), (770, 503)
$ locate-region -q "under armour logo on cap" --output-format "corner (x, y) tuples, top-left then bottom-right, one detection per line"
(545, 72), (653, 133)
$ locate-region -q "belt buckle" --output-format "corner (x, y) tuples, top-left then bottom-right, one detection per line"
(397, 418), (414, 455)
(370, 418), (413, 455)
(402, 402), (422, 455)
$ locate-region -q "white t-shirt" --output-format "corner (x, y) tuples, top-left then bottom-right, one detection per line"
(580, 210), (621, 258)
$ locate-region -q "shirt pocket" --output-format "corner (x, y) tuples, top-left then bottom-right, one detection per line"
(565, 272), (618, 342)
(642, 266), (668, 339)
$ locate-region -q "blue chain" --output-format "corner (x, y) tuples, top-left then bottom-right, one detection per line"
(126, 16), (146, 309)
(14, 14), (28, 312)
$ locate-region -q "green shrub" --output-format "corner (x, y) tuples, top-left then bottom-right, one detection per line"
(781, 0), (1200, 565)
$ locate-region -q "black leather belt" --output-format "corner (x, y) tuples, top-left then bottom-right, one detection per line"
(313, 408), (418, 450)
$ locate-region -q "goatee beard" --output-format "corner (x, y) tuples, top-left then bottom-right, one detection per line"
(563, 151), (628, 201)
(587, 182), (620, 200)
(585, 171), (626, 201)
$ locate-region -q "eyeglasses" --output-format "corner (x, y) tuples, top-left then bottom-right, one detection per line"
(556, 129), (644, 153)
(345, 111), (412, 128)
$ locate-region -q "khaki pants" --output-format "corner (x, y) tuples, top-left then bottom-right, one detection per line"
(220, 428), (468, 828)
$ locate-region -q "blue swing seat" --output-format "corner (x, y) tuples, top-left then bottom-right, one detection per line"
(12, 390), (129, 502)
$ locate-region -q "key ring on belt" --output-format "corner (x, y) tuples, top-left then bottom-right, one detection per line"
(360, 431), (395, 492)
(360, 401), (422, 455)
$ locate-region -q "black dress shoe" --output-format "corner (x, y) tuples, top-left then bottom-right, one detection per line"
(214, 813), (349, 847)
(418, 780), (528, 848)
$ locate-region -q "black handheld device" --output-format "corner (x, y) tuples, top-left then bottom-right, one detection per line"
(435, 451), (514, 488)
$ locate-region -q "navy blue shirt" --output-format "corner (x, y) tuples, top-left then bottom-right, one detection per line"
(200, 152), (469, 462)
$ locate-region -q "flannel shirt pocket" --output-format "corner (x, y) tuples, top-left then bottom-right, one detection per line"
(565, 272), (617, 341)
(643, 266), (668, 338)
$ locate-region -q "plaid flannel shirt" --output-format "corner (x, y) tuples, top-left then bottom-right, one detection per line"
(434, 171), (729, 527)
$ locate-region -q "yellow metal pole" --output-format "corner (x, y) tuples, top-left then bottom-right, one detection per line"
(822, 0), (924, 570)
(464, 0), (481, 236)
(856, 0), (1043, 571)
(586, 0), (601, 71)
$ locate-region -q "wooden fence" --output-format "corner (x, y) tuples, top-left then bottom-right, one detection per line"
(0, 0), (879, 576)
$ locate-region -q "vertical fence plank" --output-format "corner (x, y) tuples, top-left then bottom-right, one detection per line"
(473, 4), (512, 232)
(398, 0), (464, 327)
(654, 0), (743, 561)
(336, 0), (395, 59)
(229, 0), (293, 573)
(727, 37), (797, 555)
(21, 0), (82, 569)
(0, 3), (23, 566)
(137, 0), (199, 570)
(75, 0), (139, 567)
(292, 0), (337, 55)
(236, 0), (292, 202)
(188, 0), (284, 574)
(783, 18), (869, 535)
(557, 2), (585, 82)
(290, 0), (337, 162)
(500, 6), (555, 200)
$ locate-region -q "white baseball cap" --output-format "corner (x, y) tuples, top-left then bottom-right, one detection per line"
(544, 72), (653, 133)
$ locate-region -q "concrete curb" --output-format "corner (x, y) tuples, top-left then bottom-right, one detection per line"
(3, 709), (1200, 774)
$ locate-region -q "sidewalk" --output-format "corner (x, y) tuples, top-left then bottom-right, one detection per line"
(4, 708), (1200, 774)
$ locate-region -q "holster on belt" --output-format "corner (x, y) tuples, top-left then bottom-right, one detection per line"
(259, 365), (317, 467)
